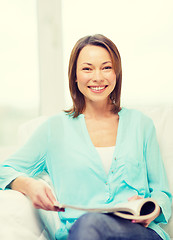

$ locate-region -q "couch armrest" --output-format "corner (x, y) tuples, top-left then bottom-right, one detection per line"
(0, 190), (60, 240)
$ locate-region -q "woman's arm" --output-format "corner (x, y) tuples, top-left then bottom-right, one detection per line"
(144, 120), (172, 224)
(10, 176), (63, 212)
(0, 120), (49, 190)
(0, 118), (64, 211)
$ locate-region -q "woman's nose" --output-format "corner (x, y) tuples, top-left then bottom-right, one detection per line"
(92, 70), (103, 82)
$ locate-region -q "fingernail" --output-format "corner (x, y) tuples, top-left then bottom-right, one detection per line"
(132, 220), (136, 223)
(59, 208), (65, 212)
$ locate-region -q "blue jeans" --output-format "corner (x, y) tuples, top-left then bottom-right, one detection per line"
(67, 213), (163, 240)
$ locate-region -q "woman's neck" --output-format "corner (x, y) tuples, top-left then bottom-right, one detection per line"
(83, 99), (114, 119)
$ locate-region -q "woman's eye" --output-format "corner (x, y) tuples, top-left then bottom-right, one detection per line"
(103, 66), (112, 70)
(82, 67), (91, 71)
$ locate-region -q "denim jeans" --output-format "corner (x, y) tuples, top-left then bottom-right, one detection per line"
(67, 213), (163, 240)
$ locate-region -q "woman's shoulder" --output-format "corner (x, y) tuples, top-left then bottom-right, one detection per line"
(46, 111), (82, 125)
(121, 107), (154, 128)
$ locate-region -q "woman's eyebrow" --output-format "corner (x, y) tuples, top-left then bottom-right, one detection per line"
(102, 61), (112, 65)
(81, 61), (112, 66)
(81, 62), (93, 66)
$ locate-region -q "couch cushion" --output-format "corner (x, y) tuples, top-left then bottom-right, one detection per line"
(0, 190), (48, 240)
(137, 106), (173, 194)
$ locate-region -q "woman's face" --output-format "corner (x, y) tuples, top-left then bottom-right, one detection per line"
(76, 45), (116, 105)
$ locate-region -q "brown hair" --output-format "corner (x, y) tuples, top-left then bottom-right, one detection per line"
(65, 34), (122, 118)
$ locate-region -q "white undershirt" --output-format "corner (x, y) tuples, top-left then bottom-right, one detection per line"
(95, 146), (115, 175)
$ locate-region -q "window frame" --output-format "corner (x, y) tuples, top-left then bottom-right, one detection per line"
(37, 0), (65, 116)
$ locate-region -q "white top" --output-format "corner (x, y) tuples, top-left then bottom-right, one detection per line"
(95, 146), (115, 175)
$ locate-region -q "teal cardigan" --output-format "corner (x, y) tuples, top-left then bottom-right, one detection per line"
(0, 108), (172, 240)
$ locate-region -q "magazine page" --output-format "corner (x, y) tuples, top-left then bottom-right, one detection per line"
(54, 198), (159, 220)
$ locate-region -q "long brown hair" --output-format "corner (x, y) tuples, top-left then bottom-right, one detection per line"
(65, 34), (122, 118)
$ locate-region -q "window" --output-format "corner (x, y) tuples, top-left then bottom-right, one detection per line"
(0, 0), (39, 146)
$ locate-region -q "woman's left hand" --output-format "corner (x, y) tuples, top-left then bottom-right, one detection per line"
(128, 195), (160, 227)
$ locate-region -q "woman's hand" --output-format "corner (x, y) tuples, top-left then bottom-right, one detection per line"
(11, 176), (64, 212)
(128, 195), (160, 227)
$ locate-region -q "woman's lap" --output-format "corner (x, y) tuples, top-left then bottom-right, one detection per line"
(67, 213), (162, 240)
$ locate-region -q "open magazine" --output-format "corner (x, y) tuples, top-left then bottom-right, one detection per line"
(54, 198), (160, 220)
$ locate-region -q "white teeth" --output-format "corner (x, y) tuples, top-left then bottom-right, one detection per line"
(90, 86), (105, 91)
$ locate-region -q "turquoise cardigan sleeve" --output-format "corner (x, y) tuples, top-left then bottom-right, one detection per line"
(144, 120), (172, 224)
(0, 119), (49, 190)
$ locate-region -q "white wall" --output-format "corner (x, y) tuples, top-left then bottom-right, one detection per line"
(62, 0), (173, 108)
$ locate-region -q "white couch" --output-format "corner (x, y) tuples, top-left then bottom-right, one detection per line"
(0, 106), (173, 240)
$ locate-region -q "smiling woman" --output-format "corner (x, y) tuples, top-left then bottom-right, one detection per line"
(76, 45), (116, 103)
(0, 33), (171, 240)
(66, 34), (122, 118)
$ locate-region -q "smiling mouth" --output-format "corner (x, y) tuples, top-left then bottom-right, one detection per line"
(88, 85), (108, 92)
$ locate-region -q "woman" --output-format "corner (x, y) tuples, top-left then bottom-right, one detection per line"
(0, 34), (171, 240)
